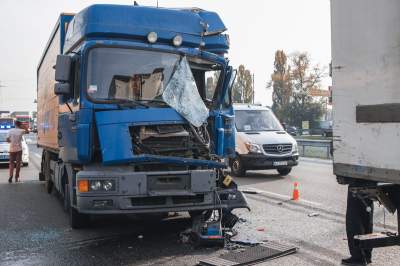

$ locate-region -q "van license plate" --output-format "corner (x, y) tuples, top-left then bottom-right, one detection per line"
(0, 154), (8, 160)
(273, 161), (288, 166)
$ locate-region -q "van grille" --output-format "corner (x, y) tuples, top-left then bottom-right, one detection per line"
(263, 144), (292, 154)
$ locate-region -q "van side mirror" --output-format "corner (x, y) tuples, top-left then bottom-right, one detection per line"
(54, 83), (71, 95)
(55, 55), (72, 82)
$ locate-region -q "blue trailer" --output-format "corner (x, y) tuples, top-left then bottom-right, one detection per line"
(37, 4), (248, 228)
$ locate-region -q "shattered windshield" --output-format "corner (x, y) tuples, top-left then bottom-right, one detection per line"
(87, 48), (180, 101)
(87, 48), (222, 126)
(162, 57), (209, 127)
(235, 110), (284, 132)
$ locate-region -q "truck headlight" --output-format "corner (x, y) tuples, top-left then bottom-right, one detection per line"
(245, 142), (263, 154)
(90, 181), (102, 191)
(103, 180), (115, 191)
(88, 180), (116, 192)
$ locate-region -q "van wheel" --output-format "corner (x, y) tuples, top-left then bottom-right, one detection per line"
(277, 167), (292, 176)
(230, 157), (246, 176)
(70, 207), (90, 229)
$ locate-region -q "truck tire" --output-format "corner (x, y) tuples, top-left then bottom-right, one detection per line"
(70, 207), (90, 229)
(43, 151), (53, 194)
(63, 182), (70, 212)
(277, 167), (292, 176)
(63, 174), (89, 229)
(230, 157), (246, 176)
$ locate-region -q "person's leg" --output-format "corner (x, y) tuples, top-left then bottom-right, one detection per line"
(346, 186), (366, 261)
(14, 151), (22, 182)
(8, 152), (16, 182)
(361, 197), (374, 261)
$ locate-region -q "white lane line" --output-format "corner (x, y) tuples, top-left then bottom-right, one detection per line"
(241, 186), (322, 207)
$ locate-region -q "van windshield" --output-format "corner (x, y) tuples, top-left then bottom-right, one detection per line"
(235, 110), (284, 132)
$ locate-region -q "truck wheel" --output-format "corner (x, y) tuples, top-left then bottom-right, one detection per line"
(63, 183), (70, 212)
(277, 167), (292, 176)
(43, 151), (53, 194)
(230, 157), (246, 176)
(70, 207), (90, 229)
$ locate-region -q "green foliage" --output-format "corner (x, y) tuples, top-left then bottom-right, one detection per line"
(268, 50), (326, 128)
(232, 65), (253, 103)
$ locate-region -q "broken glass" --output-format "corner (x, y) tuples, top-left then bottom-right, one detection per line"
(162, 57), (209, 127)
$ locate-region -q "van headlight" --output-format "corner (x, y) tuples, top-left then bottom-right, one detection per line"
(292, 142), (298, 153)
(245, 142), (263, 154)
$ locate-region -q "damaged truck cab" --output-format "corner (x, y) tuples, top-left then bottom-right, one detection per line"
(37, 4), (248, 228)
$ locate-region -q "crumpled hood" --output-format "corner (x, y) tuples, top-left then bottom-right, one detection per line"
(237, 131), (296, 146)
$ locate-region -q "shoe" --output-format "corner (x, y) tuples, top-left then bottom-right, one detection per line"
(8, 177), (12, 183)
(15, 178), (19, 183)
(341, 257), (367, 265)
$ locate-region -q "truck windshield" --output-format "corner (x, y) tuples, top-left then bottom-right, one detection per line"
(235, 110), (284, 132)
(87, 48), (180, 102)
(86, 48), (222, 105)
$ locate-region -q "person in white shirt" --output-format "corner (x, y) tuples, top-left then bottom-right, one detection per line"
(6, 121), (28, 183)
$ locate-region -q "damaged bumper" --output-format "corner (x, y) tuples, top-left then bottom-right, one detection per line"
(75, 169), (249, 214)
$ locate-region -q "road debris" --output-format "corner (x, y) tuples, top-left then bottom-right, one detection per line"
(308, 213), (320, 217)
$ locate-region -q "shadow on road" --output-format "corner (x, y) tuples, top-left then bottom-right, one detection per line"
(0, 181), (220, 265)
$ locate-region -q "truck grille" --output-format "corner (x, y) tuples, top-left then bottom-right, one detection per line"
(263, 144), (292, 154)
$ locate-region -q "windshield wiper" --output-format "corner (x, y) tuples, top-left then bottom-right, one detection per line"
(116, 99), (149, 109)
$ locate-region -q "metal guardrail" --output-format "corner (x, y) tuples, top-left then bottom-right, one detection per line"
(296, 139), (333, 159)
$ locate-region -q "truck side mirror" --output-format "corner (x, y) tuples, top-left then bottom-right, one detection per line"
(54, 83), (71, 95)
(55, 55), (72, 82)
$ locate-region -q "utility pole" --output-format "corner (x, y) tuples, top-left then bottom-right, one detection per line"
(0, 81), (6, 108)
(252, 73), (255, 104)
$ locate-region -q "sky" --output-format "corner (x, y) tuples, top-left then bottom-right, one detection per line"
(0, 0), (331, 112)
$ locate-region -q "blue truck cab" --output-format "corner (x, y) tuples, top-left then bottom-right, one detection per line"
(37, 4), (247, 228)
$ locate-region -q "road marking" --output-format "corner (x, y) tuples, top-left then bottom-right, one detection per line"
(242, 186), (322, 207)
(34, 153), (41, 159)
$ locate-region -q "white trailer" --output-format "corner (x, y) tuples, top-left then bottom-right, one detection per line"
(331, 0), (400, 248)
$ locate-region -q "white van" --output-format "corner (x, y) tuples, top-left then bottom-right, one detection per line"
(230, 104), (299, 176)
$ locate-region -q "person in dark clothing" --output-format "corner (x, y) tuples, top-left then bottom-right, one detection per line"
(342, 180), (375, 266)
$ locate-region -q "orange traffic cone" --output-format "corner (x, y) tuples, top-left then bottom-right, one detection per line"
(292, 182), (300, 201)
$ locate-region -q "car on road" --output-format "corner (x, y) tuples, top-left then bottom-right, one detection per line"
(0, 130), (29, 166)
(230, 104), (299, 176)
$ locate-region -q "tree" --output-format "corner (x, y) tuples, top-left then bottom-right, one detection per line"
(232, 65), (253, 103)
(268, 51), (326, 128)
(267, 50), (292, 119)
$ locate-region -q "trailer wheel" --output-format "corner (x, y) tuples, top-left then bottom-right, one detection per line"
(277, 167), (292, 176)
(230, 157), (246, 176)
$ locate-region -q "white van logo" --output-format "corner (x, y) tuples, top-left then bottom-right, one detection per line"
(277, 145), (284, 153)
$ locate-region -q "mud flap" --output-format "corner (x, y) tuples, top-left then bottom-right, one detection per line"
(217, 188), (250, 212)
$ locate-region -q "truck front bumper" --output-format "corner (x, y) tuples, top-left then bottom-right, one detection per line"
(75, 169), (249, 214)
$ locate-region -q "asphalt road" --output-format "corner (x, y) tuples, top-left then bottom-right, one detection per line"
(0, 139), (398, 265)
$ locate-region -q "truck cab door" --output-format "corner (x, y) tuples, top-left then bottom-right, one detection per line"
(213, 67), (236, 157)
